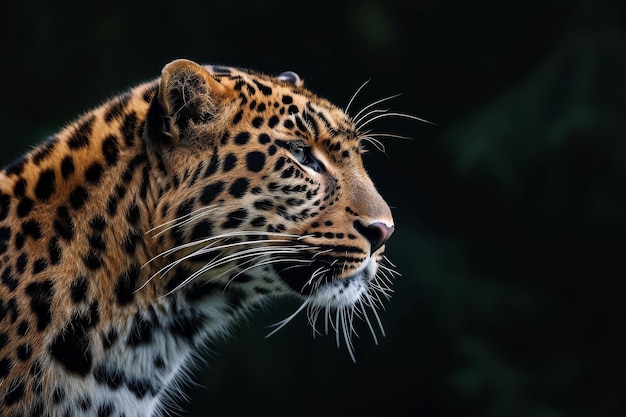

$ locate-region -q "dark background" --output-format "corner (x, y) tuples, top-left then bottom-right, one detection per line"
(2, 1), (624, 416)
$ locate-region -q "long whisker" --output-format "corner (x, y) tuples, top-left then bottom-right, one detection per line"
(352, 93), (403, 124)
(354, 108), (390, 129)
(149, 238), (300, 283)
(173, 246), (307, 285)
(344, 78), (371, 115)
(162, 252), (311, 297)
(307, 304), (324, 337)
(335, 308), (341, 349)
(359, 298), (379, 345)
(361, 132), (414, 141)
(265, 299), (311, 338)
(304, 266), (329, 288)
(144, 231), (300, 268)
(324, 305), (330, 336)
(364, 291), (386, 337)
(360, 135), (387, 153)
(358, 112), (435, 131)
(342, 308), (356, 363)
(141, 232), (311, 294)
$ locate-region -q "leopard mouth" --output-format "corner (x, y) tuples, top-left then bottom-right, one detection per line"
(275, 255), (377, 302)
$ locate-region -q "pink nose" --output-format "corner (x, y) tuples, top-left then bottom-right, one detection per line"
(354, 221), (395, 254)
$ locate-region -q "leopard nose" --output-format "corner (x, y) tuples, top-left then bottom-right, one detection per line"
(354, 221), (395, 255)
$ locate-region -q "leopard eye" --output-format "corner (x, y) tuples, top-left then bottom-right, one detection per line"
(290, 142), (324, 173)
(291, 145), (307, 163)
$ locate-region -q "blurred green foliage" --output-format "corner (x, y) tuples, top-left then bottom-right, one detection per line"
(2, 0), (624, 416)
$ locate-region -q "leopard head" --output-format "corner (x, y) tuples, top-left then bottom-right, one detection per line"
(145, 59), (397, 356)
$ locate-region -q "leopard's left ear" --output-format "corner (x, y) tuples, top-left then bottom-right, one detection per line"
(146, 59), (229, 145)
(277, 71), (303, 87)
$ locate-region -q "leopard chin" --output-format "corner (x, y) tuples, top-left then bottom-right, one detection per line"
(307, 257), (379, 308)
(267, 255), (395, 361)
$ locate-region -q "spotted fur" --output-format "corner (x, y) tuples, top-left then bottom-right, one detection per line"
(0, 59), (397, 416)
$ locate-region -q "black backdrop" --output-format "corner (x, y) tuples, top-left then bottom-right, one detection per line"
(2, 1), (624, 416)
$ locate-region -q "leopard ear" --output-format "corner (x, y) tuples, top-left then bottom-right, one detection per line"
(277, 71), (303, 87)
(146, 59), (228, 145)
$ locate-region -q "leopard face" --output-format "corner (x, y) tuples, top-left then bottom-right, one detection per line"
(149, 60), (395, 308)
(0, 59), (396, 415)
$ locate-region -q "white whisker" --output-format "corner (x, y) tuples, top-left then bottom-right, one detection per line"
(365, 291), (386, 337)
(360, 135), (387, 153)
(344, 78), (371, 115)
(354, 108), (390, 129)
(359, 299), (379, 345)
(143, 232), (303, 280)
(358, 112), (435, 131)
(265, 299), (311, 338)
(307, 304), (324, 337)
(149, 231), (300, 262)
(145, 228), (313, 296)
(335, 308), (341, 349)
(352, 93), (402, 125)
(178, 247), (306, 286)
(342, 308), (356, 363)
(311, 248), (334, 258)
(304, 266), (329, 288)
(324, 305), (330, 336)
(363, 132), (413, 141)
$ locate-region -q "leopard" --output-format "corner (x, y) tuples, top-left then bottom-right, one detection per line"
(0, 59), (399, 416)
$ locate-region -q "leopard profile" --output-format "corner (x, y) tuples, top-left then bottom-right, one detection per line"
(0, 59), (398, 416)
